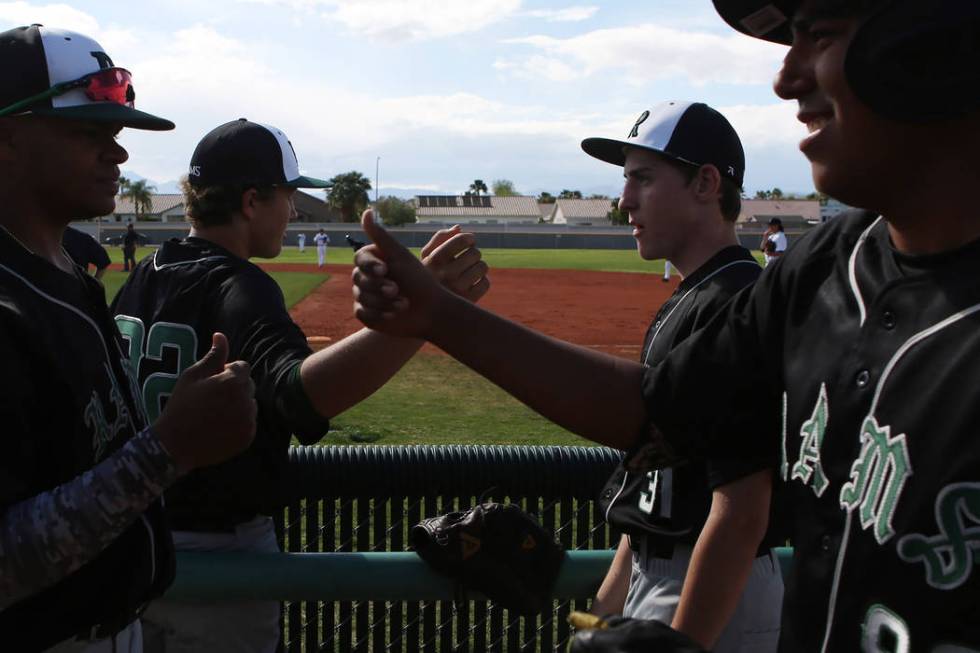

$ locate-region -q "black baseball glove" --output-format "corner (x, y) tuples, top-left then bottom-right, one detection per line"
(411, 502), (565, 616)
(570, 616), (707, 653)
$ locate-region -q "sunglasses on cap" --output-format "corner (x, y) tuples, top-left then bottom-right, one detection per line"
(0, 67), (135, 118)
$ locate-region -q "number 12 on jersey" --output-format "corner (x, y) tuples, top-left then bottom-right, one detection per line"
(115, 316), (198, 423)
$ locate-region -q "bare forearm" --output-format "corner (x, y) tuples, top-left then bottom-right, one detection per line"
(671, 472), (772, 649)
(0, 428), (177, 609)
(300, 327), (424, 418)
(591, 535), (633, 616)
(426, 294), (646, 449)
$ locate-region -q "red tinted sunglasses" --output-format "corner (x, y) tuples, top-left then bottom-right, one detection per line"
(0, 67), (135, 117)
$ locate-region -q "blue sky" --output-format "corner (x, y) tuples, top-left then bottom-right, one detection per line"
(1, 1), (816, 198)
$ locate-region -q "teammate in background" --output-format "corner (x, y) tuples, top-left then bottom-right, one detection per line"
(352, 1), (980, 650)
(585, 103), (781, 652)
(0, 25), (256, 651)
(297, 230), (306, 253)
(314, 227), (330, 266)
(662, 260), (672, 283)
(112, 118), (489, 653)
(761, 217), (787, 266)
(363, 102), (783, 651)
(121, 222), (145, 271)
(62, 225), (111, 280)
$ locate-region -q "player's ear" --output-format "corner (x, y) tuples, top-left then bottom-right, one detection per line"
(692, 165), (722, 205)
(239, 187), (260, 221)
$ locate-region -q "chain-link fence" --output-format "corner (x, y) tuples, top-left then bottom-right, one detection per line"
(275, 445), (622, 652)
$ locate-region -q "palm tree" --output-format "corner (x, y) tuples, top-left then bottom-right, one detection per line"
(122, 179), (155, 220)
(469, 179), (488, 196)
(326, 171), (372, 222)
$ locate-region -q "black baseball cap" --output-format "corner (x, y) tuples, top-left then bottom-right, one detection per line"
(188, 119), (331, 189)
(0, 25), (173, 130)
(582, 101), (745, 187)
(769, 217), (783, 226)
(712, 1), (980, 122)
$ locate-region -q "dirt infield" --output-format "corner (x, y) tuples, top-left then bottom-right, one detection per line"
(268, 263), (678, 360)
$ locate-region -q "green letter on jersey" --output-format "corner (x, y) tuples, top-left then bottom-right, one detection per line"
(839, 416), (912, 544)
(114, 317), (199, 424)
(897, 482), (980, 590)
(791, 384), (830, 497)
(115, 316), (145, 379)
(142, 323), (198, 423)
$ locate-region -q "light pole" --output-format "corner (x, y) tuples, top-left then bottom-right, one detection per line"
(375, 156), (380, 205)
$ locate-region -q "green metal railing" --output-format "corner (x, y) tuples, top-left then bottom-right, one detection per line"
(163, 445), (792, 652)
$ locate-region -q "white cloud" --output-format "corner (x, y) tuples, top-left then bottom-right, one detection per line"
(235, 0), (523, 41)
(497, 23), (785, 86)
(326, 0), (522, 41)
(522, 6), (597, 22)
(0, 1), (99, 33)
(0, 3), (142, 59)
(720, 102), (803, 149)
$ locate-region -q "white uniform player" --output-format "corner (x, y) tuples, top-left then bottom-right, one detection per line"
(314, 230), (330, 267)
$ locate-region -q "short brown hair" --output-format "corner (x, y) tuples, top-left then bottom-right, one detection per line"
(663, 158), (742, 223)
(180, 177), (275, 228)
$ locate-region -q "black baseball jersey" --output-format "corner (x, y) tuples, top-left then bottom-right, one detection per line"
(0, 228), (173, 646)
(122, 228), (142, 252)
(637, 211), (980, 651)
(111, 237), (330, 529)
(601, 246), (777, 549)
(62, 226), (110, 272)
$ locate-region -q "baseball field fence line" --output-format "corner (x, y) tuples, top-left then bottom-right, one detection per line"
(165, 445), (794, 652)
(273, 444), (621, 653)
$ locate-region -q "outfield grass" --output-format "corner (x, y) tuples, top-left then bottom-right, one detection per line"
(325, 353), (589, 447)
(112, 246), (768, 275)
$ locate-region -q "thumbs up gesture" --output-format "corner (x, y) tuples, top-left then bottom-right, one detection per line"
(352, 210), (458, 337)
(152, 332), (257, 474)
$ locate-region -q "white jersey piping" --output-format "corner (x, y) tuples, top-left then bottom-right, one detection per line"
(820, 231), (980, 652)
(847, 216), (883, 327)
(642, 259), (759, 365)
(152, 249), (229, 272)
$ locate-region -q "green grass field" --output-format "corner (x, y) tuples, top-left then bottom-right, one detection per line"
(110, 246), (766, 275)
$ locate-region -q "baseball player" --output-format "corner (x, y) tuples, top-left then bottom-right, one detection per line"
(761, 217), (787, 266)
(356, 101), (782, 650)
(584, 102), (781, 652)
(314, 227), (330, 266)
(121, 222), (145, 271)
(0, 25), (256, 652)
(62, 225), (111, 280)
(351, 0), (980, 650)
(663, 260), (673, 283)
(111, 118), (489, 653)
(297, 230), (306, 252)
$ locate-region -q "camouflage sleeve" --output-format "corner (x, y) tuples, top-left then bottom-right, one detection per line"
(0, 427), (177, 609)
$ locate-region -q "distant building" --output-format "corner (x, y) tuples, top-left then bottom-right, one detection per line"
(538, 202), (556, 222)
(293, 191), (342, 223)
(738, 199), (821, 229)
(108, 194), (184, 223)
(414, 195), (541, 225)
(820, 198), (856, 222)
(100, 190), (339, 224)
(551, 198), (614, 226)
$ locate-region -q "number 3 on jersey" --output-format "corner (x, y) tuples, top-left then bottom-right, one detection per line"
(115, 316), (198, 422)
